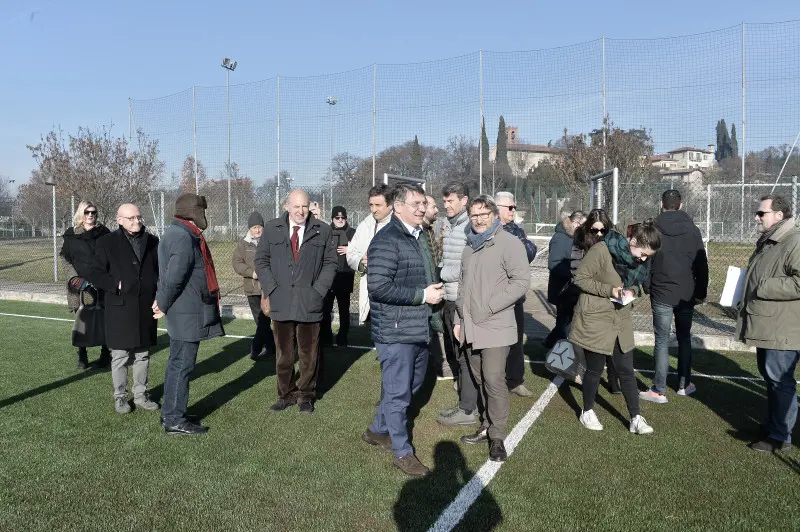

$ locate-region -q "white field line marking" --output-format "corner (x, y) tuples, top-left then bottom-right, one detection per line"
(429, 376), (564, 532)
(0, 312), (375, 348)
(522, 356), (774, 383)
(0, 313), (777, 381)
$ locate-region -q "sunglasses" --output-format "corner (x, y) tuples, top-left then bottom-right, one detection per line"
(84, 209), (98, 215)
(589, 227), (607, 235)
(500, 205), (516, 211)
(755, 210), (775, 218)
(333, 216), (346, 220)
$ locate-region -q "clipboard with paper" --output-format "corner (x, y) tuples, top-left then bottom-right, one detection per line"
(719, 266), (747, 307)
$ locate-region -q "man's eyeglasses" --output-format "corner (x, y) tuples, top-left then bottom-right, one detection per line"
(398, 200), (428, 211)
(589, 227), (607, 235)
(755, 210), (775, 218)
(499, 204), (516, 211)
(120, 215), (144, 222)
(84, 209), (97, 216)
(469, 212), (492, 222)
(333, 216), (346, 220)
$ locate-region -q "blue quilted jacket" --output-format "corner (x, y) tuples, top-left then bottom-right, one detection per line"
(367, 215), (431, 345)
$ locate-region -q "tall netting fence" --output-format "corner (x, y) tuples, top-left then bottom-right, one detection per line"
(2, 21), (799, 327)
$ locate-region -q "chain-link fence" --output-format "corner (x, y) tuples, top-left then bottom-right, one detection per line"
(2, 21), (799, 324)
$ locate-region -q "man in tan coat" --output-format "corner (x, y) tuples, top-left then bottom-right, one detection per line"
(453, 195), (530, 462)
(736, 194), (800, 453)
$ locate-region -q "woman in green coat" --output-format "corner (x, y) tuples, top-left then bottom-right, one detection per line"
(570, 220), (660, 434)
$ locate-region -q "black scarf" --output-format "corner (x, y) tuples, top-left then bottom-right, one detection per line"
(123, 226), (146, 261)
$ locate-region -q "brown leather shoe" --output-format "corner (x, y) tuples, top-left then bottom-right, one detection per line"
(392, 454), (430, 477)
(362, 429), (392, 452)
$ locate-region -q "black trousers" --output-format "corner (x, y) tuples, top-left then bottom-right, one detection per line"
(247, 295), (275, 355)
(582, 341), (640, 418)
(321, 290), (352, 346)
(505, 302), (526, 389)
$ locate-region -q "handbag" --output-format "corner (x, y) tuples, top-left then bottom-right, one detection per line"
(260, 292), (271, 317)
(72, 289), (106, 347)
(544, 339), (585, 384)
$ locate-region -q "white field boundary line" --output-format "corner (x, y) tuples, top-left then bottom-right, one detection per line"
(0, 312), (376, 347)
(0, 312), (784, 382)
(429, 376), (565, 532)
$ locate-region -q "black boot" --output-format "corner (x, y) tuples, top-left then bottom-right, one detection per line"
(76, 348), (89, 370)
(92, 346), (112, 369)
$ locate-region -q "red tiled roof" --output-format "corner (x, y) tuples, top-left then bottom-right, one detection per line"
(668, 146), (713, 154)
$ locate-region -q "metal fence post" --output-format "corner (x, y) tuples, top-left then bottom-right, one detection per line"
(52, 185), (58, 282)
(277, 75), (281, 207)
(793, 176), (798, 219)
(706, 184), (712, 241)
(479, 50), (483, 195)
(611, 167), (619, 225)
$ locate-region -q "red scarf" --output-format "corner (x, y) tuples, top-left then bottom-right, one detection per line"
(174, 217), (220, 297)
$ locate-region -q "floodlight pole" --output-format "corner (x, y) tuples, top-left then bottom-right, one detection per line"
(327, 97), (338, 211)
(222, 57), (237, 239)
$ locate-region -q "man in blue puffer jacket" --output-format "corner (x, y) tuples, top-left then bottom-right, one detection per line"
(361, 183), (445, 477)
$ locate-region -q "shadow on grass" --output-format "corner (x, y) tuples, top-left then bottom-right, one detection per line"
(317, 345), (372, 400)
(149, 336), (268, 420)
(0, 369), (98, 409)
(0, 256), (50, 271)
(393, 441), (502, 532)
(0, 334), (173, 410)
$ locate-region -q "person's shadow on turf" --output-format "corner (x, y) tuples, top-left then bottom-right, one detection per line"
(393, 441), (503, 532)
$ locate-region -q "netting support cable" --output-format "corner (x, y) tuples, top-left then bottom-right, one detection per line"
(769, 129), (800, 194)
(479, 50), (483, 195)
(601, 36), (607, 172)
(128, 98), (133, 143)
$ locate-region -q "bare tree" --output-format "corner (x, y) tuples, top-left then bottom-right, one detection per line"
(27, 126), (165, 225)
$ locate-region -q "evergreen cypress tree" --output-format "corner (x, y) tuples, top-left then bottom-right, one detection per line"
(480, 119), (490, 171)
(715, 119), (733, 161)
(496, 116), (509, 166)
(730, 123), (739, 159)
(411, 135), (423, 178)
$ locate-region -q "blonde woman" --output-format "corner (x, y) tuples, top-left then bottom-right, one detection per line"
(60, 201), (111, 369)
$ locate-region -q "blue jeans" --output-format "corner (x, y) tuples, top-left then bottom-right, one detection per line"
(370, 342), (429, 458)
(651, 300), (694, 394)
(756, 348), (800, 443)
(162, 339), (200, 427)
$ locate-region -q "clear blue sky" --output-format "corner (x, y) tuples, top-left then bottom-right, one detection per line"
(1, 0), (797, 190)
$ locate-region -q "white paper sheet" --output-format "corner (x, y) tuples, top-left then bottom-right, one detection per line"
(719, 266), (747, 307)
(609, 294), (636, 306)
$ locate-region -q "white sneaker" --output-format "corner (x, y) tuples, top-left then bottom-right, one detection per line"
(629, 415), (654, 435)
(579, 409), (603, 431)
(677, 383), (696, 396)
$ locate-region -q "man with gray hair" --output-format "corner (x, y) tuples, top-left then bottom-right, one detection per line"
(494, 191), (537, 398)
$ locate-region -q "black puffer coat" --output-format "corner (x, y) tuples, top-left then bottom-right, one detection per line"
(367, 215), (431, 345)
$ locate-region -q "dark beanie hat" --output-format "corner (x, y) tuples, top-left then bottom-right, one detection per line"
(174, 193), (208, 230)
(331, 206), (347, 219)
(247, 211), (264, 228)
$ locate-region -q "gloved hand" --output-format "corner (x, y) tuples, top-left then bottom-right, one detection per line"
(68, 276), (90, 292)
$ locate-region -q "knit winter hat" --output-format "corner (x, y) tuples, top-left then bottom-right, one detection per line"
(331, 206), (347, 219)
(174, 193), (208, 230)
(247, 211), (265, 228)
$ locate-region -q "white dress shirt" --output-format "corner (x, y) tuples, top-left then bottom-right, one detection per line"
(400, 219), (427, 303)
